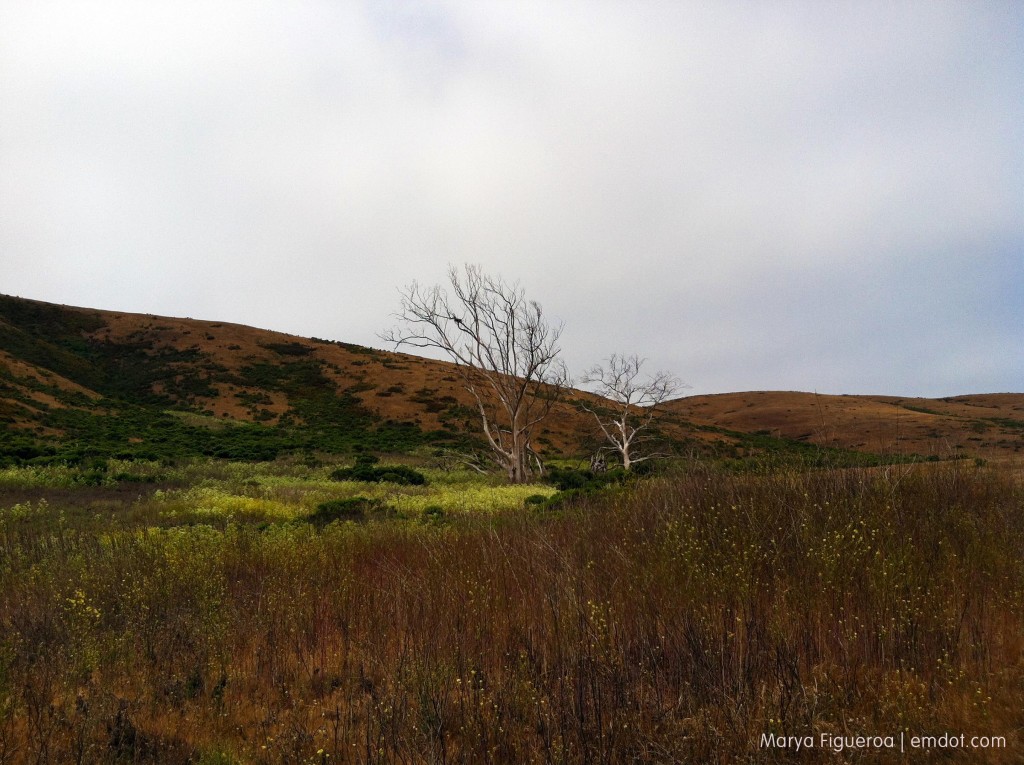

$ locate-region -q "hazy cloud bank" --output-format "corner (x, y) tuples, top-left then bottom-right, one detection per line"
(1, 1), (1021, 395)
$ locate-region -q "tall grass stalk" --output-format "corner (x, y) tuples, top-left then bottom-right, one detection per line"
(0, 463), (1021, 762)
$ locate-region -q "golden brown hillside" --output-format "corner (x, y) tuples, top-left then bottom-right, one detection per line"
(2, 294), (703, 459)
(666, 391), (1024, 459)
(3, 294), (1020, 464)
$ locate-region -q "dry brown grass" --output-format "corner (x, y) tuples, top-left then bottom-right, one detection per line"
(667, 391), (1024, 459)
(1, 461), (1022, 763)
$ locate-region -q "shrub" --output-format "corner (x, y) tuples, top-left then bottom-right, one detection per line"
(306, 497), (375, 526)
(544, 466), (626, 492)
(630, 458), (658, 476)
(544, 467), (595, 491)
(329, 460), (427, 485)
(539, 487), (591, 511)
(421, 505), (446, 524)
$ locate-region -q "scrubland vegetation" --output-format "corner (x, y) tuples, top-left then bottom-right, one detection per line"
(5, 284), (1024, 764)
(1, 456), (1022, 763)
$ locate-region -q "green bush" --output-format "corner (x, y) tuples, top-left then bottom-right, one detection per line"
(421, 505), (446, 524)
(544, 466), (626, 492)
(307, 497), (375, 526)
(546, 468), (589, 491)
(540, 488), (592, 511)
(330, 460), (427, 485)
(630, 459), (658, 476)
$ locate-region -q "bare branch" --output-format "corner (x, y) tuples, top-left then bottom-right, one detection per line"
(381, 264), (567, 483)
(577, 354), (685, 470)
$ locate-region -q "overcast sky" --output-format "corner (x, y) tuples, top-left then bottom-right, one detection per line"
(1, 1), (1021, 397)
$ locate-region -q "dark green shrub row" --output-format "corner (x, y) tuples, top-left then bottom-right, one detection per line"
(534, 461), (662, 510)
(306, 497), (379, 526)
(545, 466), (623, 492)
(330, 455), (427, 485)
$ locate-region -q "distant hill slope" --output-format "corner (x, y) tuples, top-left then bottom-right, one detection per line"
(2, 294), (1019, 465)
(666, 391), (1024, 459)
(1, 294), (708, 464)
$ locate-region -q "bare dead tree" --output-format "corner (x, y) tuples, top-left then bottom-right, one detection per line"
(578, 354), (683, 471)
(381, 264), (568, 484)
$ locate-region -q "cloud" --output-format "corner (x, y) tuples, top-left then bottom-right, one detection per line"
(1, 1), (1021, 396)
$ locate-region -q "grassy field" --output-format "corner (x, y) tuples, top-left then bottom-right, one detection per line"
(1, 457), (1022, 763)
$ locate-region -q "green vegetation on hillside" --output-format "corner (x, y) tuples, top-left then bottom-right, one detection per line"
(0, 297), (471, 465)
(2, 295), (980, 472)
(718, 427), (926, 470)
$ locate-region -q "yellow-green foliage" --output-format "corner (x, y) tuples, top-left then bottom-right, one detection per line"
(142, 460), (555, 522)
(394, 483), (556, 515)
(154, 486), (304, 522)
(0, 498), (50, 522)
(0, 464), (83, 488)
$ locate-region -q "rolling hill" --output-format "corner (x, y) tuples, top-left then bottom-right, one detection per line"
(665, 390), (1024, 460)
(0, 294), (710, 464)
(1, 293), (1020, 466)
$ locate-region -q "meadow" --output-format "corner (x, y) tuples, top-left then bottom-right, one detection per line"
(0, 456), (1022, 763)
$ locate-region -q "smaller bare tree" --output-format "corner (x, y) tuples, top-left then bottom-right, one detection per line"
(578, 354), (683, 471)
